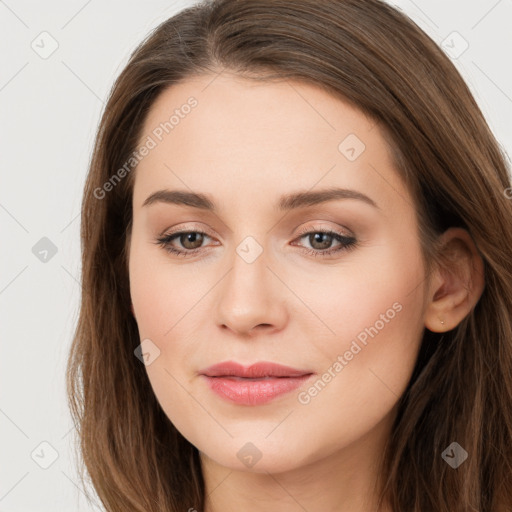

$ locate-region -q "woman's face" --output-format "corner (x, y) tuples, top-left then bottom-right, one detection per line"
(128, 73), (430, 474)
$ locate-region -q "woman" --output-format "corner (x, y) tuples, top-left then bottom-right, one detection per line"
(66, 0), (512, 510)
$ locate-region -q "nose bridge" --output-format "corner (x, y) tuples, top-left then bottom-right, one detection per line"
(223, 238), (271, 309)
(214, 236), (286, 335)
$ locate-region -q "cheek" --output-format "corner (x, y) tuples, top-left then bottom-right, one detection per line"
(129, 238), (204, 338)
(305, 240), (425, 399)
(292, 233), (425, 341)
(128, 241), (208, 436)
(287, 253), (426, 454)
(129, 238), (212, 397)
(290, 234), (426, 400)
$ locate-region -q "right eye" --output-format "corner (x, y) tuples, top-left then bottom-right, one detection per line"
(155, 230), (214, 257)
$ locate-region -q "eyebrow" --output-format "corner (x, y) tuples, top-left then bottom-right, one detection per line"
(142, 187), (379, 211)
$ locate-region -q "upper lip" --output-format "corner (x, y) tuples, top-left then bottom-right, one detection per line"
(200, 361), (314, 378)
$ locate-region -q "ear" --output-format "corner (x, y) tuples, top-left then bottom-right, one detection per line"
(424, 227), (485, 333)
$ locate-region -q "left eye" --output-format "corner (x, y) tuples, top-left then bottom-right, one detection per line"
(155, 229), (357, 258)
(292, 229), (357, 257)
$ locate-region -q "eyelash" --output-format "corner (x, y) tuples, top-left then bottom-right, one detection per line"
(155, 226), (357, 259)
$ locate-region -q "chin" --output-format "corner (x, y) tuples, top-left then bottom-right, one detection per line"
(198, 437), (314, 475)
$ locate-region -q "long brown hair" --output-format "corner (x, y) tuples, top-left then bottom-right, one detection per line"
(66, 0), (512, 510)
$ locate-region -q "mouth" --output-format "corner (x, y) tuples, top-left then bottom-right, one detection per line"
(200, 360), (313, 378)
(199, 361), (315, 405)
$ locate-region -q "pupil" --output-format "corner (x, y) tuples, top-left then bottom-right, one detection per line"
(311, 232), (332, 250)
(182, 232), (203, 249)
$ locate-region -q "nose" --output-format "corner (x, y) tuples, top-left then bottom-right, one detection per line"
(214, 245), (288, 337)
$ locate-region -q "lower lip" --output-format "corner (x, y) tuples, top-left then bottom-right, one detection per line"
(202, 375), (313, 405)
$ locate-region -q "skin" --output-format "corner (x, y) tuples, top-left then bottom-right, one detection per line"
(128, 71), (485, 512)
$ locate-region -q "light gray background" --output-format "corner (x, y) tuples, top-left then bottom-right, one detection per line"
(1, 0), (511, 510)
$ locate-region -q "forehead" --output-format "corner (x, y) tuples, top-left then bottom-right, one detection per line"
(132, 73), (412, 215)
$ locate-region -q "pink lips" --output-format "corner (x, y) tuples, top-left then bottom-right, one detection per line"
(200, 361), (314, 405)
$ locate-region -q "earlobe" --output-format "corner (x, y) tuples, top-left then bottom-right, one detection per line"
(424, 292), (468, 332)
(423, 227), (485, 333)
